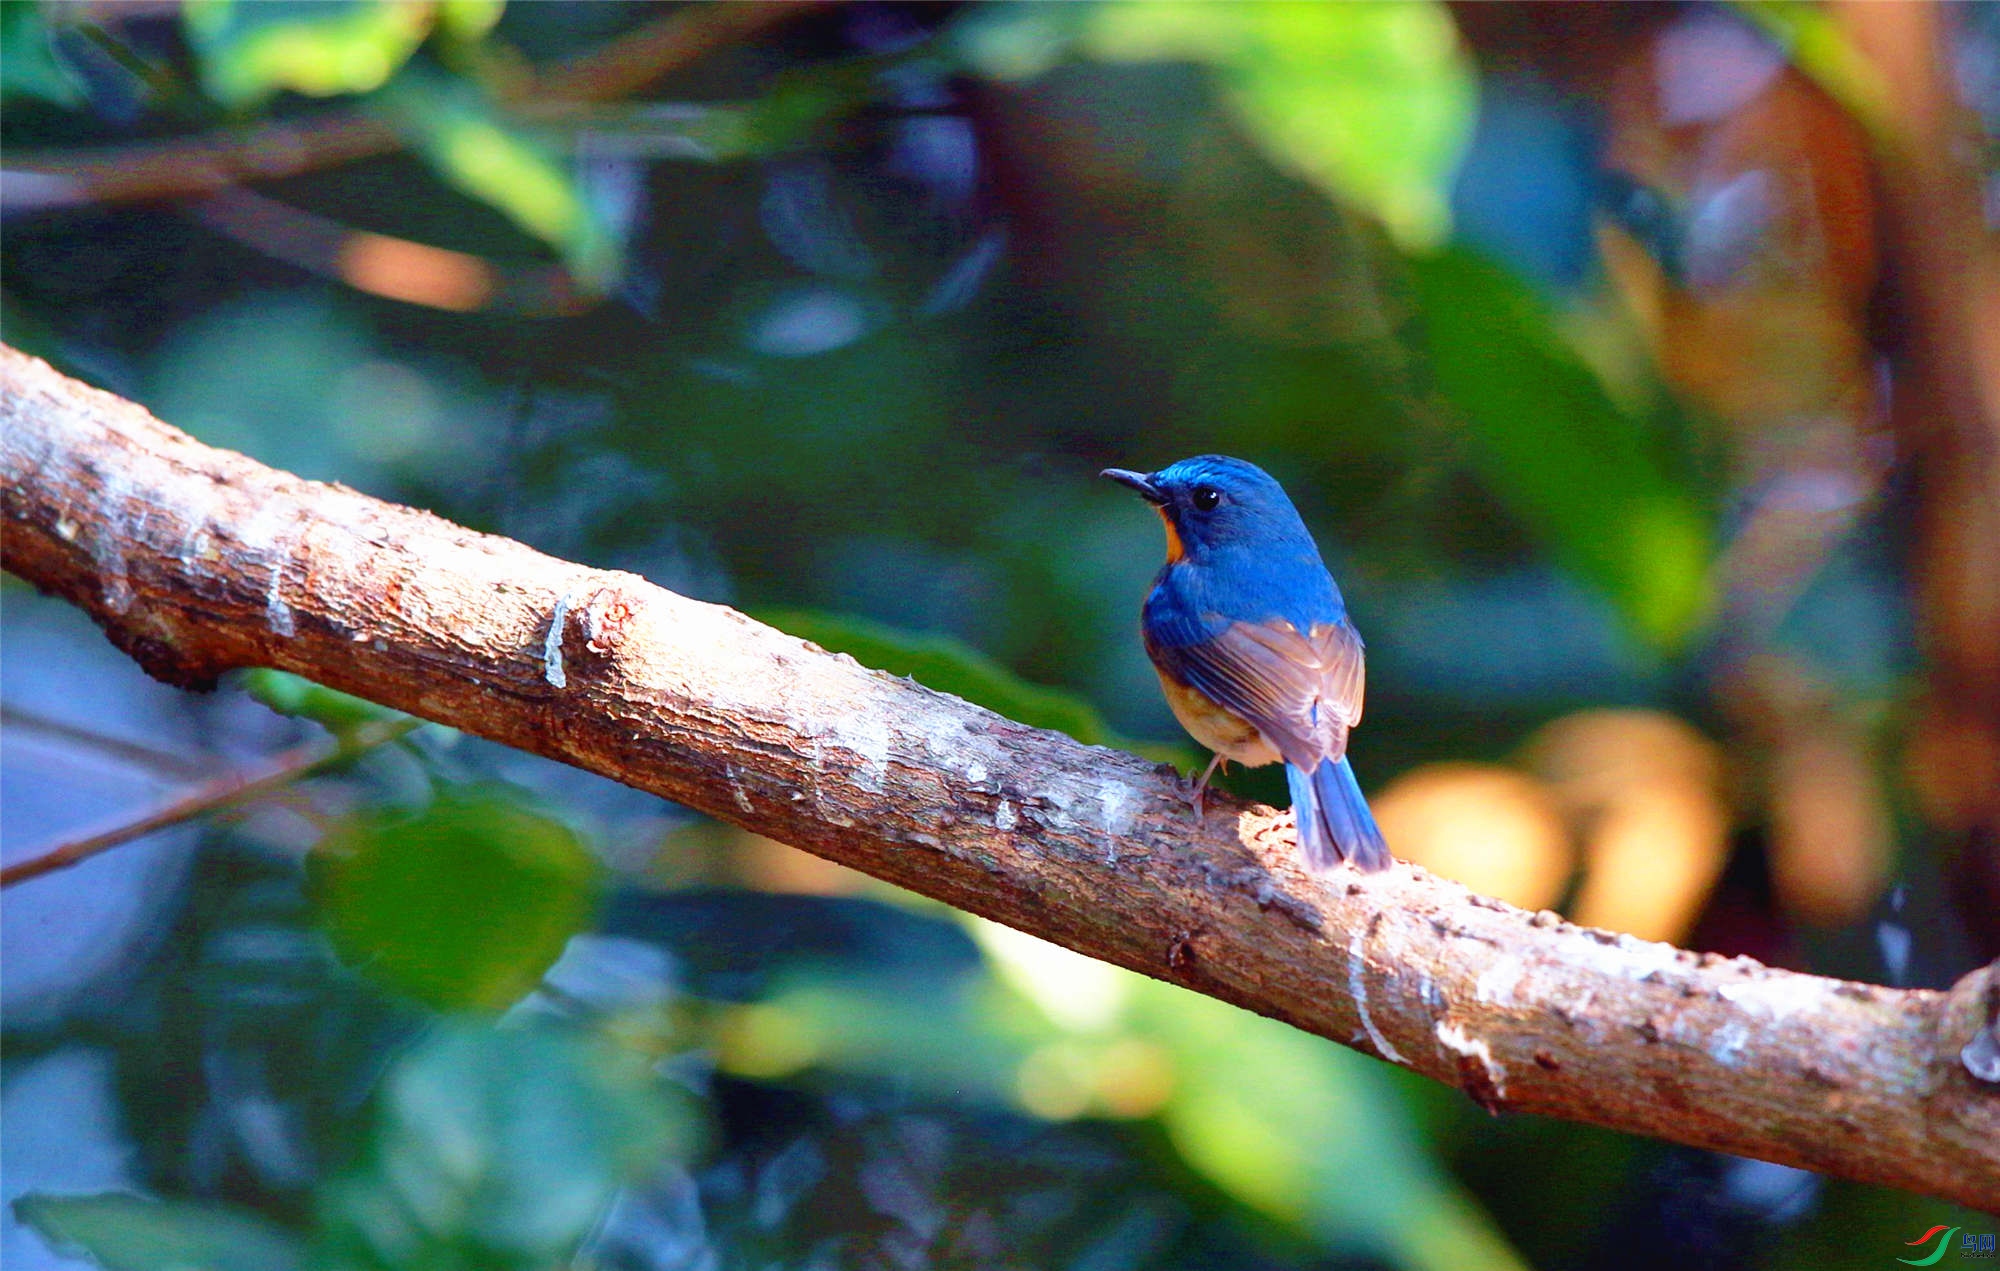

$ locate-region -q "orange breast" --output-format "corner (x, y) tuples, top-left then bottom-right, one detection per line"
(1156, 670), (1281, 767)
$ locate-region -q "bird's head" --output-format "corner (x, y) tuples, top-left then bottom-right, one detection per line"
(1101, 455), (1312, 562)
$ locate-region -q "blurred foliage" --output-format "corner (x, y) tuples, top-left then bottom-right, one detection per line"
(312, 1021), (696, 1271)
(243, 668), (408, 734)
(1, 3), (86, 108)
(1737, 0), (1894, 135)
(310, 789), (601, 1011)
(1408, 249), (1713, 649)
(18, 1195), (305, 1271)
(4, 1), (1988, 1270)
(958, 0), (1474, 248)
(21, 1020), (696, 1271)
(379, 67), (620, 286)
(1080, 0), (1475, 249)
(724, 920), (1528, 1269)
(174, 0), (621, 285)
(182, 0), (434, 106)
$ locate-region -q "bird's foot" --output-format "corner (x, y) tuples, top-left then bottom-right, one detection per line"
(1187, 754), (1226, 820)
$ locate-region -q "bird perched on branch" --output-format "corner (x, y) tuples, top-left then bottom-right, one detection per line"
(1104, 456), (1388, 872)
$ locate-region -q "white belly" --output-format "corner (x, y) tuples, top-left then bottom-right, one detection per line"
(1158, 672), (1281, 767)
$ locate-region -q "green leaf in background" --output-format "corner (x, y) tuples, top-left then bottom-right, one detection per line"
(242, 668), (406, 734)
(182, 0), (435, 107)
(2, 3), (86, 107)
(1737, 0), (1893, 139)
(1136, 986), (1525, 1271)
(1079, 0), (1475, 249)
(310, 787), (600, 1010)
(1409, 248), (1715, 650)
(314, 1019), (696, 1271)
(378, 66), (620, 289)
(758, 608), (1187, 763)
(436, 0), (504, 45)
(723, 919), (1528, 1271)
(14, 1194), (305, 1271)
(718, 55), (888, 157)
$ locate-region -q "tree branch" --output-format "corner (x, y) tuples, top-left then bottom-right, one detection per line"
(1, 343), (1995, 1209)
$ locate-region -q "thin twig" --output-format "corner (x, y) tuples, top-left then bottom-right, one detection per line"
(0, 715), (422, 888)
(188, 187), (584, 316)
(532, 0), (828, 104)
(1, 704), (213, 780)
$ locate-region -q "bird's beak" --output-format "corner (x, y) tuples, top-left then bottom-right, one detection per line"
(1101, 468), (1167, 504)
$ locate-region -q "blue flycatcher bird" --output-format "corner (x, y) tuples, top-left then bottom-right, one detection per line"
(1103, 455), (1389, 872)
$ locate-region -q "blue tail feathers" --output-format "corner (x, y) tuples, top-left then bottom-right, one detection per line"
(1285, 756), (1389, 873)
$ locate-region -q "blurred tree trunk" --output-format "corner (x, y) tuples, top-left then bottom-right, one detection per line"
(1458, 0), (2000, 958)
(1833, 1), (2000, 960)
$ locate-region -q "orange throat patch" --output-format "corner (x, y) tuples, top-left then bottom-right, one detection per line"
(1154, 505), (1185, 563)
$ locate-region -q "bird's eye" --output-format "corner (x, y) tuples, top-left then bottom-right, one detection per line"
(1190, 485), (1222, 512)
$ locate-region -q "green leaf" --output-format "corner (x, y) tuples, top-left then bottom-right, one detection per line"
(1737, 1), (1893, 139)
(377, 67), (620, 289)
(1408, 248), (1715, 650)
(310, 788), (601, 1010)
(1, 3), (85, 106)
(314, 1020), (696, 1271)
(15, 1194), (305, 1271)
(436, 0), (504, 44)
(182, 0), (435, 107)
(723, 56), (884, 156)
(726, 925), (1530, 1271)
(241, 668), (403, 733)
(1078, 0), (1475, 249)
(1136, 986), (1526, 1271)
(757, 608), (1177, 759)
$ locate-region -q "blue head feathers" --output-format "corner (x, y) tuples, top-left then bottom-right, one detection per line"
(1102, 455), (1320, 560)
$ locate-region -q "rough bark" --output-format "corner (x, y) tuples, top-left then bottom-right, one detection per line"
(2, 344), (1996, 1209)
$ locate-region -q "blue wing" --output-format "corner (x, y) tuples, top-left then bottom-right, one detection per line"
(1145, 615), (1365, 771)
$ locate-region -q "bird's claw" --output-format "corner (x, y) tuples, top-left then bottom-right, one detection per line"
(1185, 754), (1226, 821)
